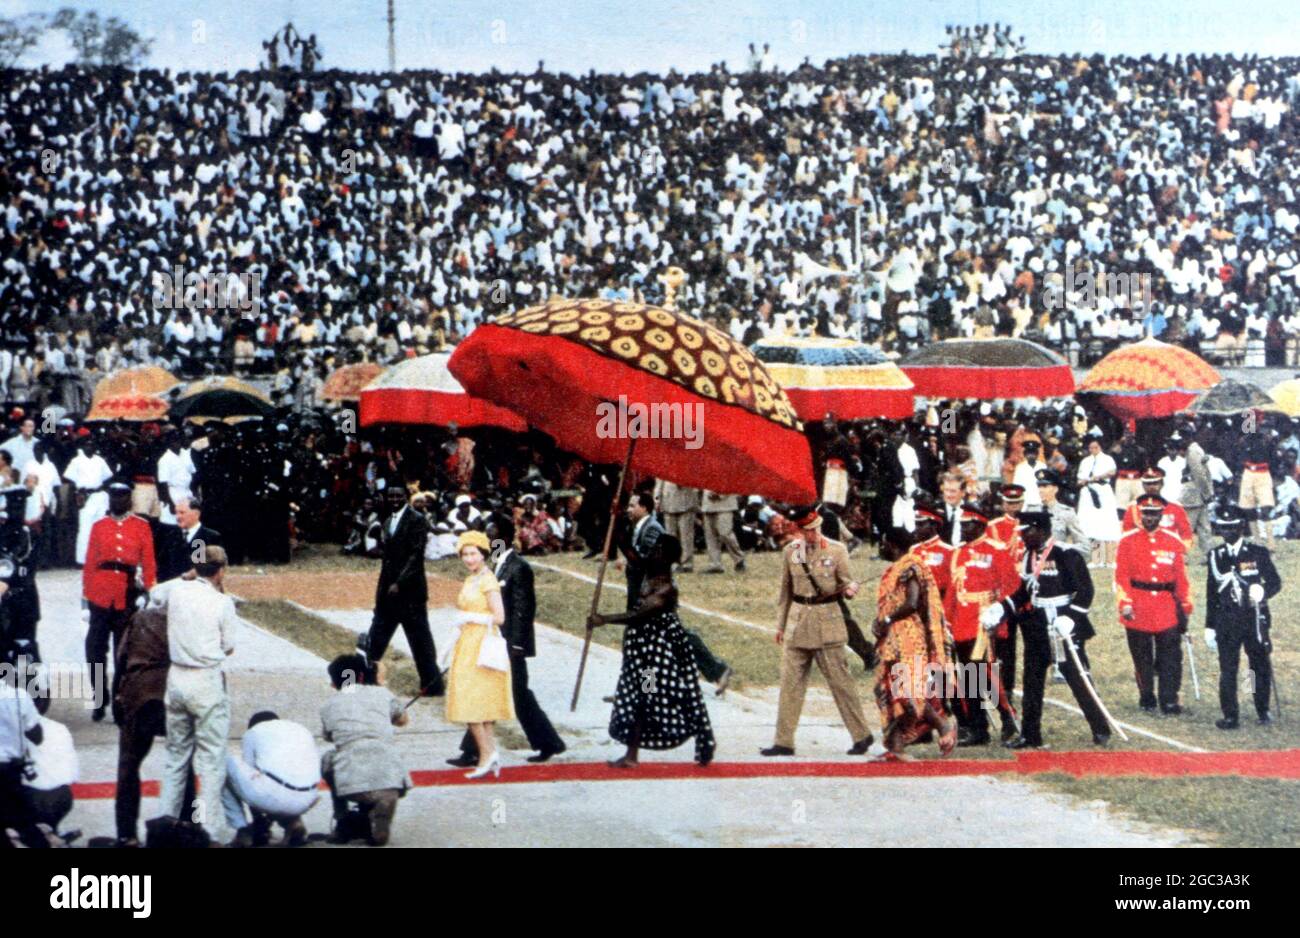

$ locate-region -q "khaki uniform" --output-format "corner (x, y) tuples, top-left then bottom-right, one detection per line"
(655, 481), (700, 568)
(773, 535), (871, 748)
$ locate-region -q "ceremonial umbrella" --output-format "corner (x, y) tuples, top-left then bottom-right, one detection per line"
(1187, 379), (1279, 417)
(449, 297), (815, 707)
(1268, 378), (1300, 417)
(321, 362), (384, 404)
(92, 366), (180, 403)
(749, 335), (915, 420)
(170, 376), (274, 422)
(85, 393), (170, 422)
(897, 338), (1074, 399)
(1077, 337), (1220, 421)
(358, 352), (527, 431)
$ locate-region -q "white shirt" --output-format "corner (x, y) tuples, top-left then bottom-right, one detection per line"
(64, 452), (114, 492)
(0, 434), (35, 469)
(0, 682), (39, 761)
(25, 718), (78, 790)
(158, 577), (238, 669)
(1157, 455), (1186, 503)
(241, 719), (321, 790)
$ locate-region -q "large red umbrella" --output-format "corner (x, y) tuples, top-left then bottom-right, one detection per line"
(749, 335), (915, 420)
(358, 352), (527, 431)
(1078, 337), (1221, 421)
(898, 338), (1075, 399)
(450, 297), (815, 709)
(449, 299), (814, 501)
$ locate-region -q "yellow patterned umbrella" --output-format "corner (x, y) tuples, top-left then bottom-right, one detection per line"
(1269, 378), (1300, 417)
(93, 366), (181, 403)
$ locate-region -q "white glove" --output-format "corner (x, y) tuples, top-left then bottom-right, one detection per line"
(1248, 583), (1265, 604)
(1204, 628), (1218, 651)
(1053, 615), (1074, 640)
(980, 604), (1004, 631)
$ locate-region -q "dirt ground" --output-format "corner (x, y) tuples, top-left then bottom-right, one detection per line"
(228, 570), (462, 607)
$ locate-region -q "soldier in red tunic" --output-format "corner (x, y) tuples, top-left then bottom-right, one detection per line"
(907, 508), (953, 600)
(82, 481), (157, 722)
(945, 504), (1021, 746)
(986, 483), (1026, 565)
(1120, 468), (1193, 549)
(1115, 494), (1193, 714)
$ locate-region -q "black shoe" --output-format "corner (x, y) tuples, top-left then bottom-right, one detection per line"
(422, 684), (445, 698)
(581, 549), (599, 560)
(526, 744), (566, 763)
(1004, 735), (1046, 750)
(1215, 717), (1239, 730)
(734, 557), (747, 573)
(1258, 712), (1274, 726)
(846, 735), (874, 755)
(702, 566), (725, 575)
(1092, 732), (1111, 747)
(956, 730), (990, 748)
(1140, 703), (1158, 713)
(1160, 704), (1183, 716)
(446, 754), (477, 768)
(601, 695), (615, 704)
(1000, 717), (1020, 742)
(91, 706), (107, 723)
(760, 745), (795, 757)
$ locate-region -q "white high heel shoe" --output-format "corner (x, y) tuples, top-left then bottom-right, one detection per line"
(465, 751), (501, 780)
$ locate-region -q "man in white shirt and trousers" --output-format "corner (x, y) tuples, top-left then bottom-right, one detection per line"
(223, 710), (320, 847)
(63, 436), (114, 565)
(154, 544), (237, 843)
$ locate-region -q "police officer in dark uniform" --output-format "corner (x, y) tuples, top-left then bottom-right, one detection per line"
(0, 485), (40, 677)
(1205, 505), (1282, 729)
(997, 510), (1112, 748)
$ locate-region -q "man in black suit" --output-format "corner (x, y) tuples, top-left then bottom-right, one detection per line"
(621, 491), (665, 611)
(360, 484), (442, 696)
(156, 495), (222, 582)
(1206, 505), (1282, 729)
(620, 490), (733, 694)
(450, 514), (565, 766)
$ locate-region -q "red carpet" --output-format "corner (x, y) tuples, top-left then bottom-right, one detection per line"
(69, 748), (1300, 800)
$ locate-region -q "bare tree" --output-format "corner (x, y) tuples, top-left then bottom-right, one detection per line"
(0, 14), (49, 68)
(51, 7), (152, 67)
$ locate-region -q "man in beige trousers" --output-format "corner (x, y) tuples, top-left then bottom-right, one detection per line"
(654, 480), (700, 572)
(761, 505), (874, 757)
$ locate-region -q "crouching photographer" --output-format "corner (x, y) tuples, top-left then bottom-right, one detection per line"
(320, 654), (410, 846)
(0, 660), (45, 848)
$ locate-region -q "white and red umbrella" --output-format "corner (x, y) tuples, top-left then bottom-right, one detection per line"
(358, 351), (528, 431)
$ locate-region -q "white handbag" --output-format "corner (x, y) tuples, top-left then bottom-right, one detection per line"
(476, 622), (510, 672)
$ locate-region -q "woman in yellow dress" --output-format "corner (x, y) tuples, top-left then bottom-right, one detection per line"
(447, 531), (513, 779)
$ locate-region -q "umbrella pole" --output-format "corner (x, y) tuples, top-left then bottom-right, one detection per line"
(571, 437), (637, 711)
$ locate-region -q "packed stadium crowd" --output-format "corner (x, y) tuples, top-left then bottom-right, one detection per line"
(7, 31), (1300, 409)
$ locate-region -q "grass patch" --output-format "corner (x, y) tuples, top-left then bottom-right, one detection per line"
(1039, 775), (1300, 848)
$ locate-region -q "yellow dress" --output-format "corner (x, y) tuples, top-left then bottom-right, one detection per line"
(446, 569), (515, 723)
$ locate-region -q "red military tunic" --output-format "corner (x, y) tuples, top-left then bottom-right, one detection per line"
(986, 515), (1025, 564)
(82, 513), (157, 610)
(945, 533), (1019, 643)
(908, 536), (954, 599)
(1121, 501), (1192, 545)
(1114, 527), (1191, 634)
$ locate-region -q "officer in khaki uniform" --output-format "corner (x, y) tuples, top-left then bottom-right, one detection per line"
(761, 505), (874, 757)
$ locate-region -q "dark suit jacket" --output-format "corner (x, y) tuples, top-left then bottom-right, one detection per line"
(620, 514), (665, 604)
(495, 550), (537, 657)
(376, 507), (428, 603)
(158, 524), (223, 582)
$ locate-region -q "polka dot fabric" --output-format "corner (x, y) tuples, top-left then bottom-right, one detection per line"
(609, 608), (716, 764)
(495, 298), (802, 431)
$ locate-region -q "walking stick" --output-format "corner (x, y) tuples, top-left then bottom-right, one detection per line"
(1184, 634), (1201, 701)
(571, 437), (637, 711)
(1256, 599), (1283, 723)
(1063, 637), (1129, 741)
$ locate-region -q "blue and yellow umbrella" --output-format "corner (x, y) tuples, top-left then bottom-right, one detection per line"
(749, 335), (915, 420)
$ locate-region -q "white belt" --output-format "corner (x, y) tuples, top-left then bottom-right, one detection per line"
(1032, 595), (1071, 609)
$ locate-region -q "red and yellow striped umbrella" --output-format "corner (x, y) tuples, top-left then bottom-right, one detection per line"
(1078, 337), (1221, 420)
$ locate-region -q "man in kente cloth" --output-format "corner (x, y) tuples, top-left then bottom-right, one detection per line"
(872, 526), (958, 760)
